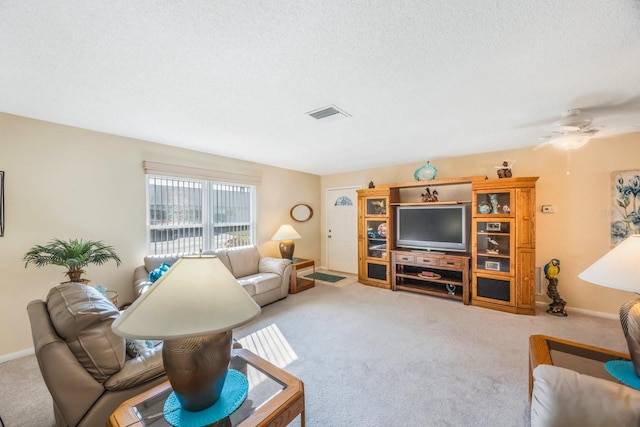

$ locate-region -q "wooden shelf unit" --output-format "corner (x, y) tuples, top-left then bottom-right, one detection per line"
(391, 250), (470, 304)
(357, 187), (398, 288)
(471, 177), (538, 315)
(357, 176), (484, 290)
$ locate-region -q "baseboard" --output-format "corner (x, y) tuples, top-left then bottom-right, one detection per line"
(0, 347), (34, 363)
(535, 301), (618, 320)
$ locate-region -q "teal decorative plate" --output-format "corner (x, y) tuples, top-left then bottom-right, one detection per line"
(163, 369), (248, 426)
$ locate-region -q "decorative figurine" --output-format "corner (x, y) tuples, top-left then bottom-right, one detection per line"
(414, 161), (438, 181)
(486, 237), (499, 254)
(371, 200), (385, 215)
(421, 187), (439, 202)
(489, 193), (500, 214)
(368, 180), (375, 188)
(502, 204), (510, 214)
(544, 258), (567, 316)
(495, 160), (516, 178)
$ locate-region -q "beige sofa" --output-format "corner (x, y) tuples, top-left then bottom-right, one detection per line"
(27, 282), (166, 427)
(133, 245), (292, 307)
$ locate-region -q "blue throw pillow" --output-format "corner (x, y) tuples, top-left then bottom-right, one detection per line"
(149, 262), (171, 283)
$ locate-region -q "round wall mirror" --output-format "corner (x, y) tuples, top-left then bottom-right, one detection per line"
(290, 204), (313, 222)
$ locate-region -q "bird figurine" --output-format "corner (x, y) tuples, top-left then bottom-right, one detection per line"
(486, 237), (500, 253)
(544, 259), (560, 279)
(420, 187), (439, 202)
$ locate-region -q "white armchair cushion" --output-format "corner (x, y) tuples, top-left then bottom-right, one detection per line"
(531, 364), (640, 427)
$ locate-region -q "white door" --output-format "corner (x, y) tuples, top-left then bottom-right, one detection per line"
(326, 186), (360, 273)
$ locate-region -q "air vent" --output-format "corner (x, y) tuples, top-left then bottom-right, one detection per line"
(306, 104), (351, 121)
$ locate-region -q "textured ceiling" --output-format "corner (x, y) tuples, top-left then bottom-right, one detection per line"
(2, 1), (640, 175)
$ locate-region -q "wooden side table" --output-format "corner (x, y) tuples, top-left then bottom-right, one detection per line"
(108, 349), (305, 427)
(528, 334), (630, 401)
(290, 258), (315, 294)
(105, 290), (119, 307)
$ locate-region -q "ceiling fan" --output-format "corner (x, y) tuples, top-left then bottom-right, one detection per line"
(535, 109), (604, 151)
(534, 106), (640, 151)
(533, 107), (639, 175)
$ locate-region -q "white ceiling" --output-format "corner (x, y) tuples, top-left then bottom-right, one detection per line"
(2, 1), (640, 175)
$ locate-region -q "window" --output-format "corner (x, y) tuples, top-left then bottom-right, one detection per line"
(147, 175), (256, 255)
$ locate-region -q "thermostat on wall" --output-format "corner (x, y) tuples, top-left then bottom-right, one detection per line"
(541, 205), (556, 214)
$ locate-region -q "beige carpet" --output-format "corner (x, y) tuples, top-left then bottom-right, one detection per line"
(0, 280), (625, 426)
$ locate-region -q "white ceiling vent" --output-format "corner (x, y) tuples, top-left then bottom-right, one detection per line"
(306, 104), (351, 122)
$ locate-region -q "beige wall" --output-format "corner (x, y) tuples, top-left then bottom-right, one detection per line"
(0, 113), (321, 358)
(3, 111), (638, 358)
(321, 133), (640, 317)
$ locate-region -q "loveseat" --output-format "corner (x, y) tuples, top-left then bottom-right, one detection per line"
(27, 282), (166, 427)
(133, 245), (292, 307)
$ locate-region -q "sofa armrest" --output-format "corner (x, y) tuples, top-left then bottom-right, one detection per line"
(104, 347), (165, 390)
(133, 265), (152, 298)
(531, 364), (640, 427)
(258, 257), (291, 276)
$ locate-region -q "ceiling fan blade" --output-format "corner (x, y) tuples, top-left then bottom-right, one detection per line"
(554, 109), (593, 129)
(591, 125), (640, 139)
(578, 96), (640, 117)
(521, 96), (640, 130)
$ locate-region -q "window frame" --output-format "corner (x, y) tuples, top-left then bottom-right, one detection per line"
(145, 174), (257, 256)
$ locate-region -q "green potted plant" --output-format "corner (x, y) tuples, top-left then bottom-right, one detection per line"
(24, 238), (121, 282)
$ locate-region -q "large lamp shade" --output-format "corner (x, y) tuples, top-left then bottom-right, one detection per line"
(112, 256), (261, 412)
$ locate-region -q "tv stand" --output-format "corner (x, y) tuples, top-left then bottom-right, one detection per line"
(391, 249), (470, 304)
(410, 249), (445, 254)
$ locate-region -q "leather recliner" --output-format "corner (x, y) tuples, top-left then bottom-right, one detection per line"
(27, 282), (167, 427)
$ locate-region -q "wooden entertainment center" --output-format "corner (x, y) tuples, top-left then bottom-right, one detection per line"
(391, 250), (471, 304)
(357, 175), (538, 315)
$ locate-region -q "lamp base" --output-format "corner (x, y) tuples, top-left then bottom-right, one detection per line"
(620, 298), (640, 377)
(162, 331), (232, 412)
(279, 240), (295, 260)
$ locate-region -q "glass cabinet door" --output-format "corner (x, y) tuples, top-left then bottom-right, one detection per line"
(366, 219), (387, 259)
(475, 191), (512, 216)
(475, 220), (513, 274)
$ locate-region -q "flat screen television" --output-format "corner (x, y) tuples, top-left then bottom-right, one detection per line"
(396, 204), (470, 252)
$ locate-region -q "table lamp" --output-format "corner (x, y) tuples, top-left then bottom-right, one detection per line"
(111, 255), (261, 419)
(579, 234), (640, 376)
(271, 224), (301, 259)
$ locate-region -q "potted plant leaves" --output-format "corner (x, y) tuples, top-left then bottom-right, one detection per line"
(23, 238), (121, 282)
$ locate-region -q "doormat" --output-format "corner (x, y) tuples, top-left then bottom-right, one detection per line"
(305, 272), (346, 283)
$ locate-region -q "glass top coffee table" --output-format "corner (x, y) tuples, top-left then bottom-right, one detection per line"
(108, 349), (305, 427)
(528, 334), (630, 400)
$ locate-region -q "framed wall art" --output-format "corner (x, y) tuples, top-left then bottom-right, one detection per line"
(0, 171), (4, 237)
(611, 169), (640, 247)
(485, 260), (501, 271)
